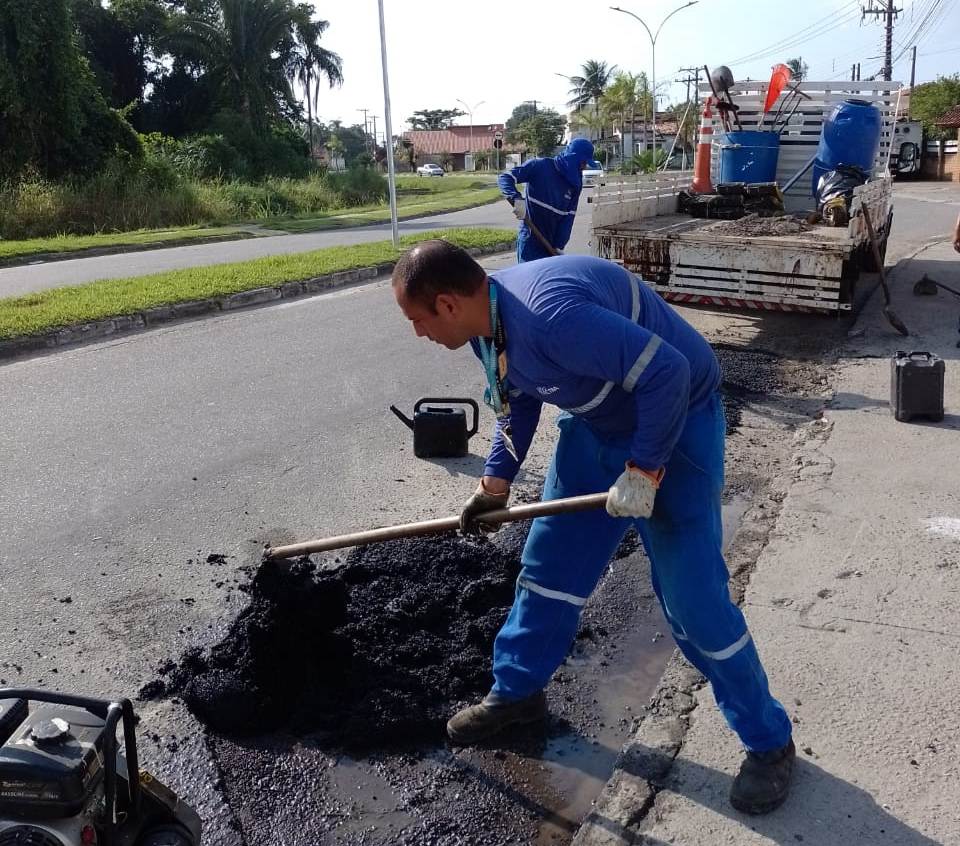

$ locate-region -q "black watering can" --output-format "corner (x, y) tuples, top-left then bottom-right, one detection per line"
(390, 397), (480, 458)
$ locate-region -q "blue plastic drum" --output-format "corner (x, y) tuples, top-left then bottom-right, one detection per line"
(811, 99), (882, 200)
(718, 131), (780, 184)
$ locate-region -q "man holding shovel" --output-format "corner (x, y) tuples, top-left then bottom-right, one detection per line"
(498, 138), (594, 262)
(392, 241), (796, 815)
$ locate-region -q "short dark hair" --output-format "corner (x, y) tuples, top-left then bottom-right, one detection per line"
(392, 239), (486, 312)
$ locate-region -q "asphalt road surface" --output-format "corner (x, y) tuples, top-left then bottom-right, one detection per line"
(1, 181), (956, 843)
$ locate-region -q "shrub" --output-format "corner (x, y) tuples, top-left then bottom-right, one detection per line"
(327, 168), (388, 206)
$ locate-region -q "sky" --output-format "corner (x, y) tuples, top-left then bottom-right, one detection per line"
(309, 0), (960, 141)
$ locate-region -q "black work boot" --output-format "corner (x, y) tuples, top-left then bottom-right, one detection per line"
(446, 691), (548, 746)
(730, 739), (796, 815)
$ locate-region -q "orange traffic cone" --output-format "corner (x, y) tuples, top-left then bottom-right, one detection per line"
(691, 96), (714, 194)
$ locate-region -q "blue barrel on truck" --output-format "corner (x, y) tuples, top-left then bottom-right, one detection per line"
(811, 99), (882, 200)
(718, 130), (780, 184)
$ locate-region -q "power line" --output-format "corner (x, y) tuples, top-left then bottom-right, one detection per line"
(726, 2), (861, 65)
(861, 1), (902, 82)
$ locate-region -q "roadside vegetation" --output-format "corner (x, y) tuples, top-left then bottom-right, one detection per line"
(0, 228), (515, 341)
(0, 169), (499, 247)
(0, 1), (500, 249)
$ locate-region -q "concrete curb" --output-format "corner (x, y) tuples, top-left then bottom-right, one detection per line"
(0, 232), (257, 269)
(571, 663), (702, 846)
(0, 243), (514, 362)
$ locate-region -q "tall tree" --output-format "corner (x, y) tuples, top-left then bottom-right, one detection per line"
(785, 57), (808, 82)
(512, 109), (566, 157)
(911, 75), (960, 139)
(71, 0), (168, 120)
(167, 0), (334, 133)
(505, 102), (539, 136)
(600, 71), (652, 159)
(407, 108), (465, 130)
(0, 0), (139, 179)
(286, 8), (343, 154)
(564, 60), (616, 111)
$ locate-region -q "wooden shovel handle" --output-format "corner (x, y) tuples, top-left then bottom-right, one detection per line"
(263, 492), (608, 560)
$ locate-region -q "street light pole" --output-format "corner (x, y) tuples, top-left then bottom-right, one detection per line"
(377, 0), (399, 248)
(610, 2), (697, 158)
(456, 98), (486, 169)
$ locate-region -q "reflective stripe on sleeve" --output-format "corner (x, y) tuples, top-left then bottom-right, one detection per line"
(565, 272), (647, 415)
(518, 577), (588, 608)
(566, 380), (615, 415)
(622, 335), (662, 392)
(527, 193), (578, 216)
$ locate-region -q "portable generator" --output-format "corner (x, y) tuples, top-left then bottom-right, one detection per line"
(0, 689), (201, 846)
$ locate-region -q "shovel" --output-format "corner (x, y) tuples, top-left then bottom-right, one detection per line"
(861, 205), (909, 337)
(524, 214), (561, 256)
(263, 492), (608, 560)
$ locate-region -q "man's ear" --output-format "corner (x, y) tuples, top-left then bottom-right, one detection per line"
(434, 292), (458, 317)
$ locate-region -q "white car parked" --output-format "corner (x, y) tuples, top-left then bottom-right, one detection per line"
(582, 160), (605, 188)
(416, 163), (444, 177)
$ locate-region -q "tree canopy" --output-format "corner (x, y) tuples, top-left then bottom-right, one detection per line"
(1, 0), (345, 181)
(507, 109), (566, 157)
(407, 108), (465, 130)
(911, 75), (960, 139)
(0, 0), (140, 180)
(564, 60), (616, 111)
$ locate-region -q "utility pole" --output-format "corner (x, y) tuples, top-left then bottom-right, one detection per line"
(678, 66), (701, 109)
(376, 0), (398, 247)
(371, 115), (378, 149)
(861, 0), (901, 82)
(909, 44), (917, 90)
(677, 66), (701, 168)
(357, 108), (371, 150)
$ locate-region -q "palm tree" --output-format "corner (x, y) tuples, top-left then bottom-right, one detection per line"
(564, 60), (617, 116)
(570, 109), (610, 163)
(287, 11), (343, 154)
(169, 0), (340, 134)
(785, 57), (808, 82)
(600, 72), (653, 163)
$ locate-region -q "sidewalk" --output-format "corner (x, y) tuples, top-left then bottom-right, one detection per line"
(575, 238), (960, 845)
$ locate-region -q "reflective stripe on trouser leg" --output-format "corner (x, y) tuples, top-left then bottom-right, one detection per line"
(492, 414), (629, 699)
(640, 394), (792, 752)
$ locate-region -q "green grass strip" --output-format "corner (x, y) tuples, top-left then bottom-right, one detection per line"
(0, 226), (244, 261)
(276, 187), (502, 233)
(0, 227), (516, 340)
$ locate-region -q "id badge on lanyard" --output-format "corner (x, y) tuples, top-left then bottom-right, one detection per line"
(478, 283), (518, 461)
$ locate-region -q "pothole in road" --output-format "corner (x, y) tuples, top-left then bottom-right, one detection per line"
(140, 347), (830, 844)
(141, 524), (642, 752)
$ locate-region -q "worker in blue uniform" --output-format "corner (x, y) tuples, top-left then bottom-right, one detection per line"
(391, 241), (796, 816)
(498, 138), (594, 262)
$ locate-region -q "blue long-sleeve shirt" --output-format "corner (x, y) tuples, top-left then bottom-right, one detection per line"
(498, 158), (581, 261)
(470, 255), (722, 481)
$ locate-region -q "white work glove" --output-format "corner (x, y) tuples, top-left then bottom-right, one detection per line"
(606, 462), (665, 519)
(511, 198), (526, 220)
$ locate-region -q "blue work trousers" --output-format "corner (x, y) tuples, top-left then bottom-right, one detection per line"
(516, 227), (554, 263)
(491, 393), (792, 752)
